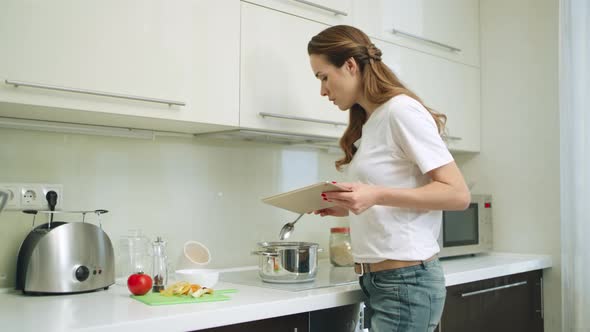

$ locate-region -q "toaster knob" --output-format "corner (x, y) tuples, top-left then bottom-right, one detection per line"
(75, 266), (90, 282)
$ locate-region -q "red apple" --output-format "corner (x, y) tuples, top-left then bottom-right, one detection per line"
(127, 272), (153, 295)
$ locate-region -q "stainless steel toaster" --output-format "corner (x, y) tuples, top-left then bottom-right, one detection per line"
(16, 210), (114, 295)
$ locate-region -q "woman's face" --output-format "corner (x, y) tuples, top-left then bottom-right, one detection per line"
(309, 54), (361, 111)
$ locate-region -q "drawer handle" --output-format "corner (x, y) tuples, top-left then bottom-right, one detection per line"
(443, 135), (463, 141)
(5, 79), (186, 107)
(292, 0), (348, 16)
(391, 28), (461, 53)
(461, 281), (528, 297)
(259, 112), (347, 126)
(536, 277), (544, 319)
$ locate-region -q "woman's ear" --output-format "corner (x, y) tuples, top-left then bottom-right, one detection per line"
(344, 57), (359, 75)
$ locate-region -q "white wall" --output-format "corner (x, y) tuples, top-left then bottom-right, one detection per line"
(456, 0), (561, 330)
(0, 128), (349, 287)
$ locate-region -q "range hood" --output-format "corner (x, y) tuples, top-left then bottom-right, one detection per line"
(194, 129), (341, 151)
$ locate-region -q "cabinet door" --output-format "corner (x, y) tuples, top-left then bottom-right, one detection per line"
(0, 0), (240, 132)
(353, 0), (479, 67)
(241, 3), (347, 139)
(198, 312), (309, 332)
(244, 0), (352, 26)
(376, 40), (480, 152)
(440, 270), (544, 332)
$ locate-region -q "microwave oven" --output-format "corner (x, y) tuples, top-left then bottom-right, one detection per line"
(438, 194), (493, 258)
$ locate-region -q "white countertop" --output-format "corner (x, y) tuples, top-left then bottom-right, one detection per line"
(0, 252), (552, 332)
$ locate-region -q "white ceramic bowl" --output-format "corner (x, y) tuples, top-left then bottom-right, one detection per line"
(175, 269), (219, 288)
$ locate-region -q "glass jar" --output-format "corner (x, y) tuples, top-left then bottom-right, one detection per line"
(152, 236), (168, 292)
(116, 229), (151, 284)
(329, 227), (354, 267)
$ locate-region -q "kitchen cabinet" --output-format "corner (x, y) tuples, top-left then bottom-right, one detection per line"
(0, 0), (240, 134)
(436, 270), (544, 332)
(197, 304), (361, 331)
(353, 0), (480, 67)
(198, 312), (309, 332)
(243, 0), (352, 26)
(240, 2), (348, 139)
(375, 40), (480, 152)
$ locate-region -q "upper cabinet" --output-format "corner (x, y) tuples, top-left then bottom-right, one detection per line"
(353, 0), (480, 67)
(243, 0), (352, 26)
(376, 41), (480, 152)
(0, 0), (240, 133)
(0, 0), (480, 152)
(240, 2), (348, 139)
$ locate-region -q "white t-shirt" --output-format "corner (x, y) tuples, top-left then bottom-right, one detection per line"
(346, 94), (453, 262)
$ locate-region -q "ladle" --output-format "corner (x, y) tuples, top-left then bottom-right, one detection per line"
(278, 213), (304, 240)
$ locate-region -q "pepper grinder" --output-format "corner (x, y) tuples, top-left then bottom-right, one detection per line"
(152, 236), (168, 292)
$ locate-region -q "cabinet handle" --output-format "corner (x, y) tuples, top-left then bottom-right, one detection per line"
(536, 277), (544, 319)
(390, 28), (461, 53)
(443, 135), (462, 141)
(5, 79), (186, 107)
(461, 281), (527, 297)
(292, 0), (348, 16)
(259, 112), (347, 126)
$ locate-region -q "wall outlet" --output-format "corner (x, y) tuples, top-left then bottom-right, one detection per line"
(20, 184), (44, 209)
(41, 184), (63, 210)
(0, 184), (20, 209)
(0, 183), (63, 210)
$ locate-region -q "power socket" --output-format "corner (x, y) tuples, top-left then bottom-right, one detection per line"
(20, 184), (44, 209)
(0, 183), (63, 210)
(0, 184), (20, 209)
(41, 184), (63, 210)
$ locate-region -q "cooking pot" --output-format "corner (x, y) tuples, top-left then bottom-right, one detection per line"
(251, 241), (321, 283)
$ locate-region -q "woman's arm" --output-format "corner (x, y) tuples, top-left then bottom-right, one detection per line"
(323, 161), (471, 215)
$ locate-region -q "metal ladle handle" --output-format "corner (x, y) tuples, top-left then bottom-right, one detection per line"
(291, 213), (304, 225)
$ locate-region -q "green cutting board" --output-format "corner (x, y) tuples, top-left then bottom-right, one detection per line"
(131, 289), (238, 306)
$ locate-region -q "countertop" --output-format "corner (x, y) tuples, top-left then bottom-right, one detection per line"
(0, 252), (552, 332)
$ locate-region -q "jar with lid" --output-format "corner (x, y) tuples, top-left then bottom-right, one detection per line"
(152, 236), (168, 292)
(329, 227), (354, 267)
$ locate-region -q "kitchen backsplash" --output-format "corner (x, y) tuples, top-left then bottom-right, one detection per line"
(0, 128), (349, 288)
(0, 127), (471, 289)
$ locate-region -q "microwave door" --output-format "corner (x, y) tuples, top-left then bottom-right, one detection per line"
(443, 203), (479, 247)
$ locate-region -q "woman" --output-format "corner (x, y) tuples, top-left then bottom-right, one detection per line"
(308, 25), (471, 332)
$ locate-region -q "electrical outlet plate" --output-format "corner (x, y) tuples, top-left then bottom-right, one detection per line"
(0, 184), (20, 209)
(0, 183), (63, 210)
(20, 184), (44, 209)
(41, 184), (63, 210)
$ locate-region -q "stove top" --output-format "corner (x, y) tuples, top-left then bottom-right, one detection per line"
(220, 260), (358, 292)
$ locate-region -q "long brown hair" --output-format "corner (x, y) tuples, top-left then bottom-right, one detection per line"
(308, 25), (446, 171)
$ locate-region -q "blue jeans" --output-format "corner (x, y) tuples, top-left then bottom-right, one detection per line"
(359, 259), (446, 332)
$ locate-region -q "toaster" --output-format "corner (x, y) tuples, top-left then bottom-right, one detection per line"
(16, 210), (114, 295)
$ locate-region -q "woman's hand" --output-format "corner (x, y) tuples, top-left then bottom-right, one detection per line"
(322, 182), (382, 215)
(312, 205), (349, 217)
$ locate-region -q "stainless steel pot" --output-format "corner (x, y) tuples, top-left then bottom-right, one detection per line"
(251, 241), (321, 283)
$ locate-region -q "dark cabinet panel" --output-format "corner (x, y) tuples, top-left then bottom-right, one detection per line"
(438, 270), (543, 332)
(197, 312), (309, 332)
(200, 271), (544, 332)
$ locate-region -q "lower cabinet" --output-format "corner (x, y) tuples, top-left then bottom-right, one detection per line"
(198, 312), (310, 332)
(197, 270), (544, 332)
(197, 304), (361, 332)
(437, 270), (544, 332)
